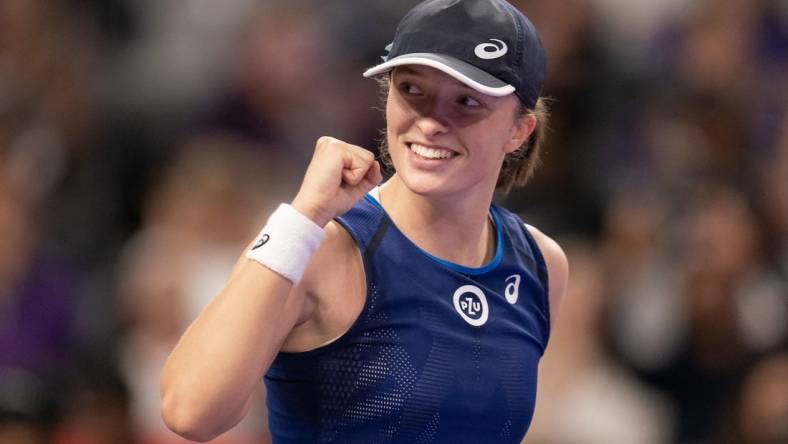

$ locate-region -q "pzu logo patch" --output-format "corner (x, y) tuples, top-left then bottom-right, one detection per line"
(453, 285), (489, 327)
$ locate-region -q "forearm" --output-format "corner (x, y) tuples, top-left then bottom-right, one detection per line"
(160, 259), (301, 441)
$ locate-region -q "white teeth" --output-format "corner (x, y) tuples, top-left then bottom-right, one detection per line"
(409, 143), (455, 160)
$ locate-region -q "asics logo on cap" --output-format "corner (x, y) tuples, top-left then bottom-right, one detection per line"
(474, 39), (508, 60)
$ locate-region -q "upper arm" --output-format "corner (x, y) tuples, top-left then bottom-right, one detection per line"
(279, 220), (365, 351)
(525, 224), (569, 327)
(222, 220), (356, 355)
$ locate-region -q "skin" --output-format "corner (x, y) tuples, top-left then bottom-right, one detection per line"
(160, 65), (568, 442)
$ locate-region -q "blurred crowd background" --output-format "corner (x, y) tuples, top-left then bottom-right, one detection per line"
(0, 0), (786, 443)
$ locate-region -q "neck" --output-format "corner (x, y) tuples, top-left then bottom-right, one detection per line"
(379, 176), (496, 268)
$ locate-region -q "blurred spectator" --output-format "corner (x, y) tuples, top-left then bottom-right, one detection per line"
(53, 365), (135, 444)
(196, 1), (326, 153)
(103, 0), (260, 114)
(758, 112), (788, 278)
(506, 0), (615, 234)
(728, 352), (788, 444)
(115, 134), (284, 443)
(649, 0), (786, 177)
(0, 367), (56, 444)
(607, 183), (787, 442)
(525, 239), (674, 444)
(0, 0), (155, 273)
(0, 180), (81, 380)
(601, 187), (687, 372)
(195, 1), (382, 167)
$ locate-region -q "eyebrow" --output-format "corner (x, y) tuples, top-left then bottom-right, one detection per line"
(393, 66), (421, 77)
(392, 66), (476, 91)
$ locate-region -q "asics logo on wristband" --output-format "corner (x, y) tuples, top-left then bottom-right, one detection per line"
(474, 39), (508, 60)
(252, 234), (270, 250)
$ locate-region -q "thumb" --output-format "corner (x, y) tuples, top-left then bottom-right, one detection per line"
(359, 160), (382, 191)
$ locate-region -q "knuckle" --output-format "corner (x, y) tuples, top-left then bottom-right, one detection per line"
(352, 146), (374, 161)
(315, 136), (335, 151)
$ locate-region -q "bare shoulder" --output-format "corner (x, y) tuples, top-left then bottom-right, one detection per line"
(524, 224), (568, 276)
(524, 224), (569, 325)
(321, 220), (359, 259)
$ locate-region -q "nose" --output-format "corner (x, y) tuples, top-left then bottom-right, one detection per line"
(414, 99), (450, 137)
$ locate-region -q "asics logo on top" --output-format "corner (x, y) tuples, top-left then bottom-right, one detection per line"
(504, 274), (521, 304)
(453, 285), (489, 327)
(474, 39), (508, 59)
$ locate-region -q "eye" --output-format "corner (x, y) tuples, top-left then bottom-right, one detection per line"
(398, 82), (422, 96)
(457, 95), (482, 108)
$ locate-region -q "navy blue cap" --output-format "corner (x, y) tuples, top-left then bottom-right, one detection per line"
(363, 0), (546, 108)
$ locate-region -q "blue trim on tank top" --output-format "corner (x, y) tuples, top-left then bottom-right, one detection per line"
(364, 193), (384, 210)
(362, 193), (503, 275)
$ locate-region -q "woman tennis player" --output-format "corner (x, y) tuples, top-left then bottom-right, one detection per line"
(161, 0), (568, 442)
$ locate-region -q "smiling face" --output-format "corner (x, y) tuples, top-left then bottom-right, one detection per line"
(385, 65), (533, 200)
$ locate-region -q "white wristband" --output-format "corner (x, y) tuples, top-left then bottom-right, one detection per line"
(245, 203), (326, 284)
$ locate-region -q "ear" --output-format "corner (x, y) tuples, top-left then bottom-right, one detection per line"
(504, 114), (536, 154)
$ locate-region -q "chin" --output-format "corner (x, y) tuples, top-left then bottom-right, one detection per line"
(393, 169), (460, 198)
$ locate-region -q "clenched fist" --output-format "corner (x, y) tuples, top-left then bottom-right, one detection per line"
(291, 137), (382, 227)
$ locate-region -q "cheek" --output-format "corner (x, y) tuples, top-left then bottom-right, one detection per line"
(462, 120), (515, 157)
(384, 102), (406, 166)
(385, 114), (401, 154)
(386, 95), (414, 141)
(486, 115), (522, 153)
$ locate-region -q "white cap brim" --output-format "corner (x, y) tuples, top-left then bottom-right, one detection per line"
(363, 53), (515, 97)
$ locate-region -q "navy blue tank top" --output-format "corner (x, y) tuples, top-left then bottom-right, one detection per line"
(264, 194), (550, 443)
